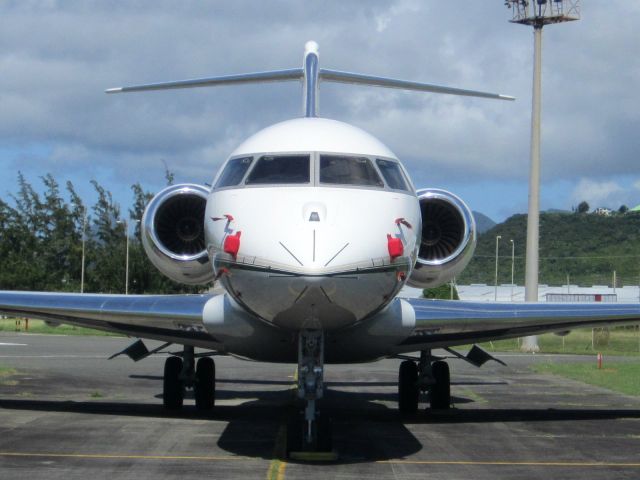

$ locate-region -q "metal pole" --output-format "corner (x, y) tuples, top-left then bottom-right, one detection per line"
(522, 24), (543, 353)
(510, 239), (515, 300)
(125, 221), (130, 295)
(80, 212), (86, 294)
(495, 235), (502, 301)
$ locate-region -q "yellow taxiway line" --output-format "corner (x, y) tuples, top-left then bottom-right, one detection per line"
(0, 452), (251, 462)
(378, 460), (640, 467)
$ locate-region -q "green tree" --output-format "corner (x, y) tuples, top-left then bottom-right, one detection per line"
(577, 201), (590, 214)
(423, 283), (459, 300)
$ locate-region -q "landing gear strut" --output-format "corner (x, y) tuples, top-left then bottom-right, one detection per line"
(288, 329), (332, 453)
(397, 350), (451, 413)
(163, 345), (216, 410)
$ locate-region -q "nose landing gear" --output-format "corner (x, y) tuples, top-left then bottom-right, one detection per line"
(287, 329), (334, 456)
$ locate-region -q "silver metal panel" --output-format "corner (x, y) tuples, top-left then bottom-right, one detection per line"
(106, 69), (303, 94)
(405, 298), (640, 348)
(319, 69), (515, 101)
(0, 291), (215, 347)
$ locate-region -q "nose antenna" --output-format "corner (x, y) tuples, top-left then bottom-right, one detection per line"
(106, 41), (514, 118)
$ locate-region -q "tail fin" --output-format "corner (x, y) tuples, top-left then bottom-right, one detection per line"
(106, 41), (514, 117)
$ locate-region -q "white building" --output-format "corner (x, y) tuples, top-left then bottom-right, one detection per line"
(400, 284), (640, 303)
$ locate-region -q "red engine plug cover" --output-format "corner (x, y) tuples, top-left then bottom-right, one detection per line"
(223, 231), (242, 258)
(387, 234), (403, 260)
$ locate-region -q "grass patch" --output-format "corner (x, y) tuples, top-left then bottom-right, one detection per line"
(0, 366), (18, 386)
(0, 318), (121, 337)
(0, 367), (17, 377)
(476, 327), (640, 356)
(533, 362), (640, 396)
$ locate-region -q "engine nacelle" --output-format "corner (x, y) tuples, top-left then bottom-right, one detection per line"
(407, 188), (476, 289)
(141, 183), (214, 285)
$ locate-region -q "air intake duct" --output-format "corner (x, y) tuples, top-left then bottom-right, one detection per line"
(407, 188), (476, 289)
(141, 184), (213, 285)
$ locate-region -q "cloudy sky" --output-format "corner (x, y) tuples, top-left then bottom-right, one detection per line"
(1, 1), (638, 222)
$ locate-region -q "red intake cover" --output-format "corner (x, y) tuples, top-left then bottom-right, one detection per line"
(387, 234), (403, 260)
(224, 231), (242, 258)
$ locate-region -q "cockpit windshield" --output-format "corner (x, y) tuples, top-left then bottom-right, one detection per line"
(376, 159), (409, 191)
(215, 156), (253, 188)
(319, 155), (383, 187)
(245, 155), (310, 185)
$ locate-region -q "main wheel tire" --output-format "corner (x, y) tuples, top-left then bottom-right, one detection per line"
(195, 357), (216, 410)
(430, 360), (451, 410)
(398, 360), (419, 413)
(163, 356), (184, 410)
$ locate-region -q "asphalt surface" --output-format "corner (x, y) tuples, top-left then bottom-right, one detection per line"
(1, 332), (640, 479)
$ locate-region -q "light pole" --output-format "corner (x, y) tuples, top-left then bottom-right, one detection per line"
(504, 0), (579, 351)
(117, 219), (140, 295)
(80, 210), (87, 294)
(495, 235), (502, 301)
(510, 239), (515, 300)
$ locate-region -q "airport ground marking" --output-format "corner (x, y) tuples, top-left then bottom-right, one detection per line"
(0, 452), (255, 462)
(378, 459), (640, 467)
(266, 376), (293, 480)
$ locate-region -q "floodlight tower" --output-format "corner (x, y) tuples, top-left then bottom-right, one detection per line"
(504, 0), (580, 352)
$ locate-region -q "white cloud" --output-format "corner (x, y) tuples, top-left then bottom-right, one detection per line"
(570, 178), (629, 209)
(0, 1), (638, 221)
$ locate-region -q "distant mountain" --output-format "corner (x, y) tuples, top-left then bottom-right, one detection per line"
(458, 211), (640, 286)
(472, 211), (496, 234)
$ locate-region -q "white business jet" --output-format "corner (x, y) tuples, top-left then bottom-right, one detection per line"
(2, 42), (639, 452)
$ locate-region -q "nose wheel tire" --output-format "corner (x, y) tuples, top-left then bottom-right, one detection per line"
(398, 360), (419, 413)
(429, 360), (451, 410)
(195, 357), (216, 410)
(163, 356), (184, 409)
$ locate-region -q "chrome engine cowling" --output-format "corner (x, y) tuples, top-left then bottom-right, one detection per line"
(141, 184), (214, 285)
(407, 188), (476, 288)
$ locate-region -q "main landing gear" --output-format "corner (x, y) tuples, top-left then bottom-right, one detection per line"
(163, 345), (216, 410)
(287, 329), (333, 454)
(398, 350), (451, 413)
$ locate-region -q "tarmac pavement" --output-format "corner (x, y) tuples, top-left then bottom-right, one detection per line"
(1, 332), (640, 479)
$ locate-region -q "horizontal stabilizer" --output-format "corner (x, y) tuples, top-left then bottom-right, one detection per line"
(106, 69), (304, 94)
(106, 41), (514, 114)
(319, 69), (515, 101)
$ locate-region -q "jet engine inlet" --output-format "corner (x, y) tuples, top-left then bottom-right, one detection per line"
(407, 188), (476, 289)
(141, 184), (213, 285)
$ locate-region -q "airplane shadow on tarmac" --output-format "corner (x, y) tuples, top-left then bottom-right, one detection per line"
(3, 377), (640, 463)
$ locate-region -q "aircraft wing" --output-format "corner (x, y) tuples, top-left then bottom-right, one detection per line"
(0, 291), (219, 349)
(401, 298), (640, 350)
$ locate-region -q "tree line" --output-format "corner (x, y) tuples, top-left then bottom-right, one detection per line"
(0, 172), (201, 294)
(458, 211), (640, 287)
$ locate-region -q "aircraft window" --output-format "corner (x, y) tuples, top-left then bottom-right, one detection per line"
(376, 159), (409, 191)
(319, 155), (383, 187)
(245, 155), (310, 184)
(215, 156), (253, 188)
